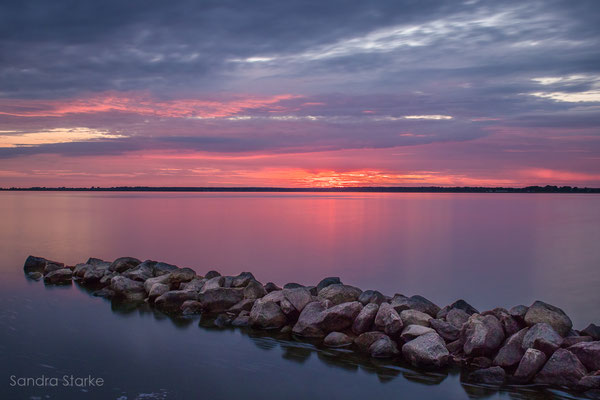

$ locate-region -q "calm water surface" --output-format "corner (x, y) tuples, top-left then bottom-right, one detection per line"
(1, 192), (599, 399)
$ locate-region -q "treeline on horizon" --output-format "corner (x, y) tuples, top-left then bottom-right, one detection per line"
(1, 185), (599, 193)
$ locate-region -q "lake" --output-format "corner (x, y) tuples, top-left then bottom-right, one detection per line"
(1, 191), (599, 399)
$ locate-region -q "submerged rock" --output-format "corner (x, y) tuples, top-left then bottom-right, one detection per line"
(402, 332), (449, 368)
(354, 331), (387, 353)
(468, 366), (505, 386)
(524, 300), (573, 336)
(155, 290), (198, 313)
(513, 348), (547, 383)
(534, 349), (587, 387)
(324, 332), (353, 348)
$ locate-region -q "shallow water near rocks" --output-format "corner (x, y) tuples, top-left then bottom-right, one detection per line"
(1, 191), (599, 399)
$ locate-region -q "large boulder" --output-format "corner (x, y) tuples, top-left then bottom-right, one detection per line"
(446, 308), (470, 330)
(148, 283), (169, 302)
(228, 299), (256, 314)
(568, 341), (600, 371)
(400, 309), (431, 327)
(81, 264), (110, 285)
(249, 299), (287, 329)
(493, 327), (528, 368)
(197, 287), (244, 313)
(263, 282), (281, 293)
(204, 270), (221, 279)
(513, 348), (547, 383)
(122, 261), (154, 282)
(509, 305), (529, 323)
(24, 256), (62, 273)
(524, 300), (573, 336)
(143, 274), (171, 293)
(43, 268), (72, 284)
(358, 290), (386, 305)
(483, 307), (523, 337)
(461, 314), (505, 357)
(109, 257), (141, 273)
(154, 290), (198, 313)
(402, 332), (449, 368)
(324, 332), (353, 348)
(153, 262), (179, 276)
(316, 277), (341, 293)
(352, 303), (379, 335)
(522, 323), (563, 356)
(400, 325), (435, 342)
(180, 278), (205, 292)
(534, 349), (587, 387)
(429, 319), (460, 342)
(283, 287), (313, 313)
(110, 276), (146, 301)
(244, 280), (267, 299)
(293, 301), (327, 337)
(167, 267), (196, 285)
(320, 301), (363, 333)
(232, 272), (255, 287)
(318, 284), (362, 305)
(375, 303), (403, 337)
(468, 366), (505, 386)
(581, 323), (600, 340)
(437, 299), (478, 319)
(354, 331), (387, 353)
(370, 335), (400, 358)
(199, 276), (225, 293)
(562, 336), (593, 347)
(391, 294), (440, 317)
(73, 263), (93, 278)
(44, 262), (65, 275)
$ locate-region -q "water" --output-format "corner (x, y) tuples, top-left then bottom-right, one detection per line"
(1, 192), (599, 399)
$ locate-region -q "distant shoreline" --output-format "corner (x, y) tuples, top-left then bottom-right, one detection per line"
(1, 185), (599, 193)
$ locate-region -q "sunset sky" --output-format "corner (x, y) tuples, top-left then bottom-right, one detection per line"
(1, 0), (599, 187)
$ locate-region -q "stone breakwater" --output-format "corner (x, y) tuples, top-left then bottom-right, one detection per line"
(25, 255), (600, 395)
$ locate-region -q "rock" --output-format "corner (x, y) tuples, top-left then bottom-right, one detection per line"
(26, 271), (42, 280)
(562, 336), (594, 347)
(148, 283), (170, 302)
(122, 261), (154, 282)
(293, 301), (327, 337)
(446, 339), (463, 354)
(568, 341), (600, 371)
(82, 264), (110, 285)
(109, 257), (141, 273)
(180, 278), (205, 292)
(92, 287), (114, 298)
(318, 284), (362, 305)
(316, 277), (341, 293)
(204, 270), (221, 279)
(44, 262), (64, 275)
(181, 300), (202, 315)
(249, 299), (287, 329)
(110, 276), (146, 301)
(524, 300), (573, 336)
(280, 298), (298, 319)
(283, 282), (304, 289)
(280, 325), (292, 334)
(468, 366), (505, 386)
(222, 276), (234, 288)
(86, 257), (108, 266)
(534, 348), (587, 387)
(471, 357), (492, 369)
(306, 286), (318, 296)
(228, 299), (256, 314)
(509, 305), (529, 323)
(99, 272), (115, 286)
(514, 348), (547, 383)
(437, 299), (479, 319)
(461, 314), (505, 357)
(232, 272), (255, 287)
(244, 280), (267, 299)
(264, 282), (281, 293)
(324, 332), (353, 347)
(375, 303), (403, 336)
(400, 325), (435, 342)
(231, 315), (250, 327)
(358, 290), (386, 305)
(167, 268), (196, 285)
(429, 319), (460, 342)
(155, 290), (198, 313)
(320, 301), (363, 333)
(522, 323), (563, 356)
(24, 256), (62, 273)
(214, 313), (233, 327)
(370, 335), (400, 358)
(493, 328), (528, 368)
(43, 268), (73, 284)
(446, 308), (470, 329)
(352, 303), (379, 335)
(354, 331), (387, 353)
(283, 287), (313, 313)
(400, 309), (432, 327)
(73, 263), (93, 278)
(197, 287), (244, 313)
(402, 332), (449, 368)
(483, 307), (522, 337)
(581, 324), (600, 340)
(391, 294), (440, 317)
(153, 262), (179, 276)
(576, 376), (600, 392)
(143, 274), (171, 293)
(261, 290), (285, 304)
(199, 276), (225, 293)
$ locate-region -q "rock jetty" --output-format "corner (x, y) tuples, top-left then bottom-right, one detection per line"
(24, 255), (600, 395)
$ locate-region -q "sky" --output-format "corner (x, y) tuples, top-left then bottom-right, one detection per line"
(1, 0), (599, 187)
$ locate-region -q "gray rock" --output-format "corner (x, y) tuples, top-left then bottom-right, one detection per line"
(471, 356), (492, 369)
(26, 271), (42, 280)
(461, 314), (505, 357)
(231, 315), (250, 327)
(576, 376), (600, 392)
(581, 323), (600, 340)
(568, 341), (600, 371)
(148, 283), (170, 302)
(292, 301), (327, 337)
(429, 319), (460, 342)
(280, 298), (298, 319)
(86, 257), (108, 266)
(153, 262), (179, 276)
(283, 282), (304, 289)
(562, 336), (594, 347)
(110, 276), (146, 301)
(43, 268), (73, 284)
(534, 348), (587, 387)
(354, 331), (388, 353)
(358, 290), (386, 305)
(82, 264), (110, 285)
(493, 327), (528, 368)
(514, 348), (547, 383)
(44, 262), (64, 275)
(324, 332), (353, 347)
(318, 284), (362, 305)
(167, 267), (196, 285)
(400, 309), (432, 327)
(283, 287), (313, 313)
(320, 301), (363, 333)
(181, 300), (202, 315)
(375, 303), (403, 337)
(197, 287), (244, 313)
(400, 325), (435, 342)
(180, 278), (205, 292)
(352, 303), (379, 335)
(214, 313), (233, 327)
(109, 257), (141, 273)
(483, 307), (523, 337)
(402, 332), (449, 368)
(143, 274), (171, 293)
(522, 323), (563, 356)
(316, 277), (341, 293)
(437, 299), (479, 319)
(370, 335), (400, 358)
(264, 282), (281, 293)
(244, 279), (267, 299)
(468, 366), (505, 386)
(446, 308), (471, 329)
(200, 276), (225, 293)
(391, 294), (439, 317)
(524, 300), (573, 336)
(249, 299), (287, 329)
(122, 261), (154, 282)
(261, 290), (285, 304)
(232, 272), (255, 287)
(204, 270), (221, 279)
(73, 263), (93, 278)
(228, 299), (256, 314)
(509, 305), (529, 323)
(155, 290), (198, 313)
(24, 256), (62, 273)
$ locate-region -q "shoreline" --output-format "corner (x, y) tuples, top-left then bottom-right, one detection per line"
(24, 255), (600, 396)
